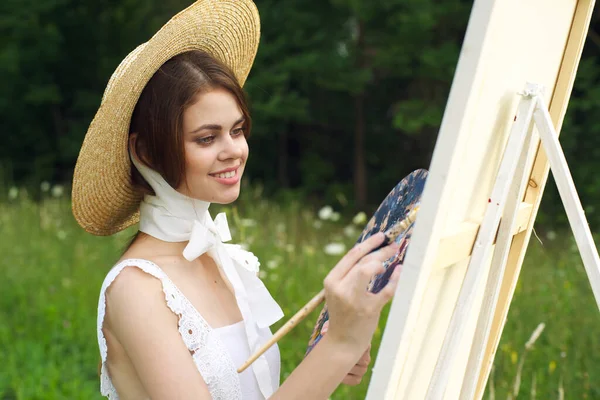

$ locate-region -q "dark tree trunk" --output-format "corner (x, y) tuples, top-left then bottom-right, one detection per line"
(354, 93), (366, 207)
(354, 20), (367, 208)
(278, 128), (289, 188)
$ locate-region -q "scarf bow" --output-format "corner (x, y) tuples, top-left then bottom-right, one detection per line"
(130, 151), (283, 397)
(183, 211), (283, 329)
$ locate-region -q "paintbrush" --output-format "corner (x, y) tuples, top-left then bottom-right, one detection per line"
(237, 207), (419, 373)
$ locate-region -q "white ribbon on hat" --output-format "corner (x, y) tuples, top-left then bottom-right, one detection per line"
(130, 150), (283, 397)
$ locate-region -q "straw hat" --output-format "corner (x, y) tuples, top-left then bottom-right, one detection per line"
(72, 0), (260, 236)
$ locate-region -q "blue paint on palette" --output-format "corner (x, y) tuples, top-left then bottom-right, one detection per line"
(305, 169), (428, 355)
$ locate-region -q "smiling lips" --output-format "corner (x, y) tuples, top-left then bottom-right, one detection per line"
(209, 167), (240, 185)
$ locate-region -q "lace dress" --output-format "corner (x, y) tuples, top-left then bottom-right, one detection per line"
(97, 258), (281, 399)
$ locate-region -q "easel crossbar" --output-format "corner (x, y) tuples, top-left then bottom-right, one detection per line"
(426, 83), (600, 399)
(434, 202), (533, 270)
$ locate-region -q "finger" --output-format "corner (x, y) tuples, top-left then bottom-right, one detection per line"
(356, 358), (369, 368)
(349, 259), (388, 293)
(374, 264), (402, 306)
(326, 232), (386, 282)
(321, 320), (329, 335)
(357, 349), (371, 365)
(357, 241), (400, 266)
(349, 364), (368, 376)
(342, 374), (362, 386)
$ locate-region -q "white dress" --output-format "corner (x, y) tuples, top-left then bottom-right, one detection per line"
(97, 258), (281, 399)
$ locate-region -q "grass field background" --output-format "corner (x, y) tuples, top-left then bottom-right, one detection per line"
(1, 185), (599, 399)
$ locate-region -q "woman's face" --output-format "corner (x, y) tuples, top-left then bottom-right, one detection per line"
(178, 88), (249, 204)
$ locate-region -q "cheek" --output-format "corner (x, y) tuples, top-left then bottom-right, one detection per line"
(241, 139), (249, 161)
(184, 145), (212, 176)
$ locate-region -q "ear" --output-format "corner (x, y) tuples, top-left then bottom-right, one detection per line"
(129, 133), (149, 165)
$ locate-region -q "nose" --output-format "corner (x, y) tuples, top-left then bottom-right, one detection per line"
(218, 134), (244, 161)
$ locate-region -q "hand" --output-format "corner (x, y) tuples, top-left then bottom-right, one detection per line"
(321, 320), (372, 386)
(344, 344), (371, 386)
(323, 232), (401, 355)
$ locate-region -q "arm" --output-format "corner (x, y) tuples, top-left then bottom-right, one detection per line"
(271, 232), (400, 399)
(320, 320), (372, 386)
(105, 267), (212, 400)
(106, 233), (397, 399)
(270, 335), (364, 399)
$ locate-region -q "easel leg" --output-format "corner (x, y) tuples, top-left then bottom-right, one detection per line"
(459, 92), (539, 400)
(426, 86), (539, 400)
(533, 95), (600, 311)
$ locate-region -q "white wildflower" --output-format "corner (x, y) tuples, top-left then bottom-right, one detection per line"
(40, 181), (50, 192)
(318, 205), (333, 220)
(240, 218), (257, 228)
(57, 230), (67, 241)
(8, 187), (18, 200)
(313, 220), (323, 229)
(266, 259), (279, 270)
(259, 270), (267, 279)
(324, 242), (346, 256)
(51, 185), (64, 198)
(546, 231), (557, 241)
(330, 212), (340, 222)
(285, 244), (295, 253)
(343, 225), (357, 238)
(352, 211), (367, 225)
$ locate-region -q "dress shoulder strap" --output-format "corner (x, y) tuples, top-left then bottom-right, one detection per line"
(96, 258), (246, 400)
(97, 259), (168, 361)
(97, 258), (212, 362)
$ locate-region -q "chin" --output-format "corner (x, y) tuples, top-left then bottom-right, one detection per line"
(213, 197), (239, 205)
(212, 190), (241, 205)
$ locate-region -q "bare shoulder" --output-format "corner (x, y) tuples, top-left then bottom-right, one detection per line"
(100, 259), (212, 398)
(104, 263), (178, 333)
(106, 264), (161, 301)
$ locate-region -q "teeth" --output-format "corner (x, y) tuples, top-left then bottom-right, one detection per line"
(214, 170), (235, 179)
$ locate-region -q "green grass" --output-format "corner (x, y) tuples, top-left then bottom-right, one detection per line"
(0, 185), (599, 399)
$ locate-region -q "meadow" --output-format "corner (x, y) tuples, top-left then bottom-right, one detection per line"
(1, 184), (599, 399)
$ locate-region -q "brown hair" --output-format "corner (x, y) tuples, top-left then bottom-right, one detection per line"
(129, 50), (252, 195)
(116, 50), (252, 260)
(102, 52), (254, 375)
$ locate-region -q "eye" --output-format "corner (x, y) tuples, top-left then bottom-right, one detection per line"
(195, 135), (215, 145)
(231, 127), (245, 137)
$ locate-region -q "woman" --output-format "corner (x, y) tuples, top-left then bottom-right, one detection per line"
(72, 1), (400, 399)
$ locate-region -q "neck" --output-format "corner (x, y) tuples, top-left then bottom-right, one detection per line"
(129, 231), (189, 255)
(130, 149), (213, 244)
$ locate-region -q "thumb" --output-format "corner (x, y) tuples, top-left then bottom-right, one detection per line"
(321, 320), (330, 334)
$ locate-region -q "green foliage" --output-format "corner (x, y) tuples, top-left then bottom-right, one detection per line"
(541, 39), (600, 230)
(0, 0), (190, 184)
(1, 191), (600, 398)
(1, 0), (599, 219)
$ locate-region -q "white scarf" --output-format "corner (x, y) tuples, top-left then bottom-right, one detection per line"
(130, 151), (283, 397)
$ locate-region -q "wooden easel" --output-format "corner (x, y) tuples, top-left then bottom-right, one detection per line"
(426, 83), (600, 399)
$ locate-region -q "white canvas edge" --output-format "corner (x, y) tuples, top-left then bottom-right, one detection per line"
(366, 1), (500, 398)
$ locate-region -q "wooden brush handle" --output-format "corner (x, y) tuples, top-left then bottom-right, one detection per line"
(237, 289), (325, 373)
(237, 206), (419, 373)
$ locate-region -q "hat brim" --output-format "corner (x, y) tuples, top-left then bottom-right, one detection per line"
(72, 0), (260, 236)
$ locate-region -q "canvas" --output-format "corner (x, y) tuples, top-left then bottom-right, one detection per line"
(366, 0), (596, 399)
(306, 169), (428, 354)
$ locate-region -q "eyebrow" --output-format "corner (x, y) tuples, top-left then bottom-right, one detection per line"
(189, 116), (245, 135)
